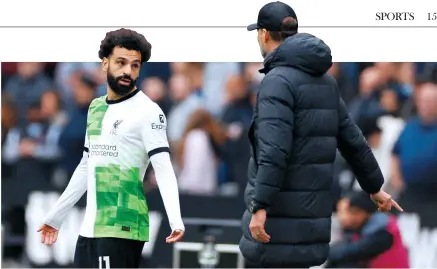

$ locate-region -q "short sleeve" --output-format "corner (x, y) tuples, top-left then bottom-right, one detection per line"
(141, 104), (170, 158)
(392, 124), (407, 156)
(84, 130), (89, 152)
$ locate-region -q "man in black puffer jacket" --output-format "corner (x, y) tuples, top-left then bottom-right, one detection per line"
(239, 2), (403, 268)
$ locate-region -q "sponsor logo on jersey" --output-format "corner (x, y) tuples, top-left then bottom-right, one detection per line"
(110, 120), (123, 135)
(89, 144), (119, 157)
(152, 114), (166, 130)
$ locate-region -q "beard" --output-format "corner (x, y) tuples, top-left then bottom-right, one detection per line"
(259, 43), (268, 58)
(107, 69), (136, 96)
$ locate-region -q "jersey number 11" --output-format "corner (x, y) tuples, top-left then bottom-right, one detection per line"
(99, 256), (110, 269)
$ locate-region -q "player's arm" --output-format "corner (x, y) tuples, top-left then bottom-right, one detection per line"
(141, 105), (185, 238)
(43, 136), (89, 230)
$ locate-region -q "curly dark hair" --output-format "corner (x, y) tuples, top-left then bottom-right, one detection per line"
(98, 28), (152, 63)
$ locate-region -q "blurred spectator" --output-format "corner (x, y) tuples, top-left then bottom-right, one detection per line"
(170, 62), (188, 74)
(35, 90), (67, 160)
(185, 63), (205, 91)
(391, 81), (437, 228)
(329, 63), (356, 105)
(327, 191), (409, 268)
(1, 89), (64, 262)
(399, 73), (437, 120)
(1, 96), (16, 144)
(1, 63), (18, 88)
(243, 63), (264, 107)
(2, 101), (55, 206)
(140, 77), (172, 116)
(376, 62), (414, 100)
(243, 63), (263, 91)
(167, 73), (203, 144)
(348, 66), (386, 123)
(220, 75), (253, 190)
(1, 97), (17, 179)
(175, 109), (227, 196)
(53, 63), (101, 104)
(138, 62), (171, 83)
(3, 62), (55, 126)
(380, 88), (401, 117)
(203, 63), (241, 116)
(58, 73), (98, 180)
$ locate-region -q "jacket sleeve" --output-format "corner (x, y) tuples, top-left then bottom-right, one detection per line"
(337, 96), (384, 194)
(328, 229), (393, 264)
(253, 75), (294, 207)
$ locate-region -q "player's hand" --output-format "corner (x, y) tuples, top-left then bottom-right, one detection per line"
(249, 209), (270, 243)
(166, 229), (184, 243)
(370, 190), (403, 213)
(37, 224), (59, 246)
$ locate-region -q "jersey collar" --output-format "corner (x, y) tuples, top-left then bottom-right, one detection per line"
(106, 88), (140, 105)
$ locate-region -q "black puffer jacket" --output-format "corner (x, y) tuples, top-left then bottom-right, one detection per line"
(239, 33), (384, 267)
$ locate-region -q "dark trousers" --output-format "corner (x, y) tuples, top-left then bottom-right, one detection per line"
(73, 235), (145, 268)
(246, 260), (309, 268)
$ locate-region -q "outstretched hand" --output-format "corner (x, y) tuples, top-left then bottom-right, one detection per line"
(166, 229), (184, 243)
(370, 190), (403, 213)
(37, 224), (59, 246)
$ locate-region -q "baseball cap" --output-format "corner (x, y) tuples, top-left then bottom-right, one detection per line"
(349, 191), (377, 213)
(247, 1), (298, 31)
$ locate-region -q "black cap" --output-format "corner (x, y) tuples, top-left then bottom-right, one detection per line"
(357, 117), (382, 139)
(247, 1), (298, 31)
(348, 191), (377, 213)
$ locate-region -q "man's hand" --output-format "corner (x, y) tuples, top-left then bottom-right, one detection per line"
(19, 139), (36, 157)
(370, 190), (403, 212)
(166, 229), (184, 243)
(37, 224), (59, 246)
(249, 209), (270, 243)
(337, 198), (353, 229)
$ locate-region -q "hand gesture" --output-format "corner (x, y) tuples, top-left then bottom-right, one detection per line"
(37, 224), (59, 246)
(249, 209), (270, 243)
(370, 190), (403, 213)
(166, 229), (184, 243)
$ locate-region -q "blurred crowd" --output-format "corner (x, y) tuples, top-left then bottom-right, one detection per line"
(1, 62), (437, 265)
(2, 61), (437, 202)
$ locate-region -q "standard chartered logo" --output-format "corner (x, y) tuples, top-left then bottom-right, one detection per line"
(90, 144), (118, 157)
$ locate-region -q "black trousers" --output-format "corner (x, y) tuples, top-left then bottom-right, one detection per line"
(246, 260), (309, 268)
(73, 235), (145, 268)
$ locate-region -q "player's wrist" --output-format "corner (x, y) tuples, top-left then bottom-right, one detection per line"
(170, 223), (185, 232)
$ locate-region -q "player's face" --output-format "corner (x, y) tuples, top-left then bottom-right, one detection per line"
(102, 47), (141, 96)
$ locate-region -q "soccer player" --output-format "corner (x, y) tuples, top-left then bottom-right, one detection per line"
(37, 28), (185, 268)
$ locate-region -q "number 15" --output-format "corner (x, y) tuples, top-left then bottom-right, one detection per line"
(428, 12), (437, 20)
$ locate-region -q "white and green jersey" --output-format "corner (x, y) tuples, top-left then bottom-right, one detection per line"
(44, 89), (184, 242)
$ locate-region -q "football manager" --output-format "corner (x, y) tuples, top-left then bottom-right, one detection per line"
(239, 1), (403, 268)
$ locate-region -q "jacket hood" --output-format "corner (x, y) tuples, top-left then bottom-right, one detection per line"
(260, 33), (332, 76)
